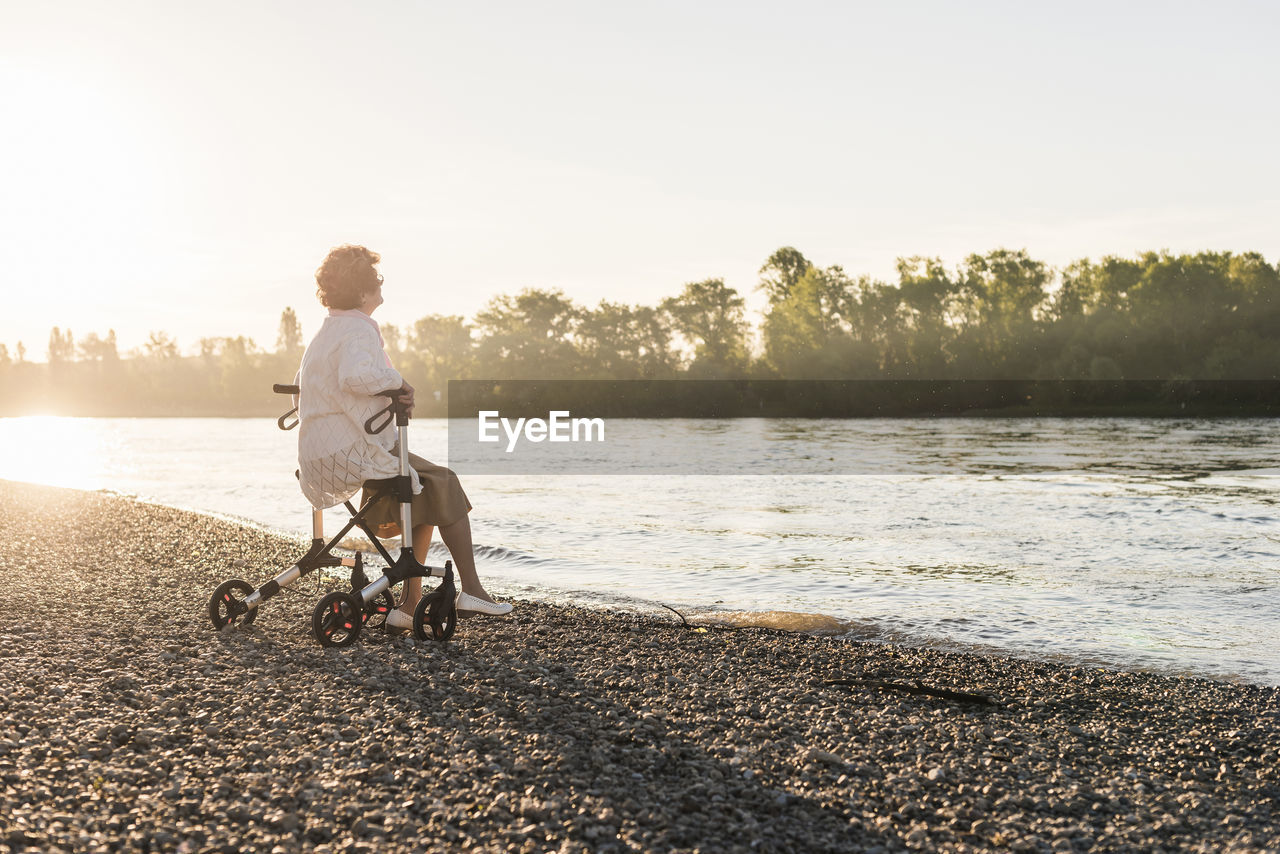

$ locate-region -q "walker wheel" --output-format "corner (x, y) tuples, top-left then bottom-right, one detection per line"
(413, 585), (457, 642)
(313, 591), (363, 647)
(362, 589), (395, 629)
(208, 579), (257, 630)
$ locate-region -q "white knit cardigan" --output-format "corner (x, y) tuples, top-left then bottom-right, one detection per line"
(295, 312), (422, 509)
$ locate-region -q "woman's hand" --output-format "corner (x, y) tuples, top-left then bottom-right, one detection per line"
(398, 381), (416, 417)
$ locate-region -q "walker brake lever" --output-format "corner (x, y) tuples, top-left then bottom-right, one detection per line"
(274, 383), (301, 430)
(364, 403), (395, 435)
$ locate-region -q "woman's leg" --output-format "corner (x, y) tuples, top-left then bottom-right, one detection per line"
(438, 514), (499, 603)
(395, 523), (434, 614)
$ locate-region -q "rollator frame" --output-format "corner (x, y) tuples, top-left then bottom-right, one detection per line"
(207, 383), (459, 645)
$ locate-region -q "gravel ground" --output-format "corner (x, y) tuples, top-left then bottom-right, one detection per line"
(1, 479), (1277, 853)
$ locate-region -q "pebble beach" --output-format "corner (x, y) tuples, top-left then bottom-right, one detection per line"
(0, 479), (1277, 853)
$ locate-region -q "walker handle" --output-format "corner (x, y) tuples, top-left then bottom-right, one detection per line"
(364, 389), (407, 435)
(273, 383), (300, 430)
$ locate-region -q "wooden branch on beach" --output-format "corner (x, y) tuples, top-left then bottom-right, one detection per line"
(659, 604), (999, 708)
(660, 604), (691, 627)
(659, 604), (805, 636)
(824, 678), (998, 707)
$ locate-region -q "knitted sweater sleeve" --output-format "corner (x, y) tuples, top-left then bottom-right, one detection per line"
(338, 327), (402, 396)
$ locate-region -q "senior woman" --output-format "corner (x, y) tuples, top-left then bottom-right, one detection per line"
(296, 244), (511, 628)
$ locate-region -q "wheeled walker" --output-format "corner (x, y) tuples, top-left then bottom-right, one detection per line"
(207, 382), (459, 646)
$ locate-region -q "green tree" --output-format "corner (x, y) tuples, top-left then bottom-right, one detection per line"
(1050, 256), (1142, 320)
(47, 327), (75, 365)
(78, 330), (120, 362)
(473, 289), (581, 378)
(1116, 251), (1274, 377)
(143, 332), (180, 361)
(957, 249), (1051, 376)
(197, 336), (264, 400)
(893, 257), (965, 377)
(630, 305), (680, 378)
(1123, 252), (1212, 375)
(411, 314), (475, 392)
(851, 277), (907, 376)
(762, 265), (861, 377)
(1227, 252), (1280, 323)
(380, 323), (404, 362)
(1041, 256), (1142, 379)
(577, 301), (678, 379)
(276, 308), (303, 356)
(758, 246), (813, 303)
(662, 278), (749, 376)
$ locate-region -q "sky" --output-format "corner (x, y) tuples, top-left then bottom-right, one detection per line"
(2, 0), (1278, 357)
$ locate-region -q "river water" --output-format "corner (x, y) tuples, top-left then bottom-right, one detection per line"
(1, 415), (1277, 685)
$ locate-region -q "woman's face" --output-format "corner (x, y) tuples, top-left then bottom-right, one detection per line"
(358, 272), (385, 315)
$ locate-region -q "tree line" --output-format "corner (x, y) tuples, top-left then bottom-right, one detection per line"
(2, 247), (1277, 416)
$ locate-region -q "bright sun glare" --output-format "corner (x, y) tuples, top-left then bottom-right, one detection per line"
(0, 416), (110, 490)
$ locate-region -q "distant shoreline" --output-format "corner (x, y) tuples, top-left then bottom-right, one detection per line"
(6, 378), (1280, 419)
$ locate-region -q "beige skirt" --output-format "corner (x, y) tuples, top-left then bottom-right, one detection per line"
(361, 452), (472, 537)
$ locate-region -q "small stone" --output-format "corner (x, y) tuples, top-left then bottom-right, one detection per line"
(804, 747), (843, 766)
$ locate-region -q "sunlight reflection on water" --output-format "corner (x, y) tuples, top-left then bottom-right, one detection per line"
(0, 416), (114, 490)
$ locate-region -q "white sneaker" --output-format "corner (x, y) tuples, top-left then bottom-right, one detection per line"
(386, 608), (414, 631)
(456, 591), (513, 616)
